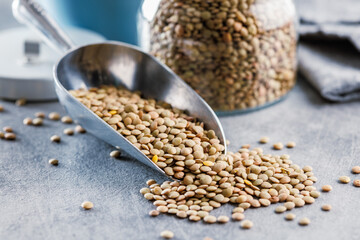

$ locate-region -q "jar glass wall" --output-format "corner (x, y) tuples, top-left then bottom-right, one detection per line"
(140, 0), (297, 113)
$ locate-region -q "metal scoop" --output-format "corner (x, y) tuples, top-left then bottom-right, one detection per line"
(13, 0), (227, 176)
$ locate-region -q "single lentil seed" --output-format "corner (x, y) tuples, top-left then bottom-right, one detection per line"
(204, 215), (217, 224)
(352, 166), (360, 174)
(32, 118), (43, 126)
(3, 126), (12, 132)
(285, 213), (296, 221)
(275, 206), (287, 213)
(75, 125), (86, 133)
(259, 136), (269, 144)
(273, 142), (283, 150)
(15, 98), (26, 106)
(353, 179), (360, 187)
(64, 128), (74, 135)
(240, 220), (253, 229)
(322, 185), (332, 192)
(4, 133), (16, 140)
(0, 104), (3, 112)
(299, 217), (310, 226)
(339, 176), (351, 184)
(149, 210), (160, 216)
(110, 150), (121, 158)
(61, 116), (73, 124)
(321, 204), (332, 211)
(217, 216), (229, 223)
(49, 159), (59, 165)
(35, 112), (45, 118)
(50, 135), (61, 143)
(23, 117), (32, 125)
(160, 230), (174, 239)
(49, 112), (61, 120)
(232, 213), (245, 221)
(286, 141), (296, 148)
(81, 201), (94, 210)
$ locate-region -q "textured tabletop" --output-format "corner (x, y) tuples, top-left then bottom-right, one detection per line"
(1, 1), (360, 239)
(1, 79), (360, 240)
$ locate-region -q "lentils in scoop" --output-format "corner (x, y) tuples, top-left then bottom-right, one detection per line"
(70, 86), (225, 180)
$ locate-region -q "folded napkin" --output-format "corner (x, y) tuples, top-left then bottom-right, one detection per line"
(295, 0), (360, 102)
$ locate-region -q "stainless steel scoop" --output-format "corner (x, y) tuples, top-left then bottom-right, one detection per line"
(13, 0), (227, 176)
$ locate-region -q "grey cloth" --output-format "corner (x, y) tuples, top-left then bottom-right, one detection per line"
(295, 0), (360, 102)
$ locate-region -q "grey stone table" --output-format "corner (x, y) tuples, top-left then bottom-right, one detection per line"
(1, 78), (360, 240)
(1, 1), (360, 239)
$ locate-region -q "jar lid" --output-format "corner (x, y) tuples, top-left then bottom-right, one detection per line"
(0, 27), (105, 101)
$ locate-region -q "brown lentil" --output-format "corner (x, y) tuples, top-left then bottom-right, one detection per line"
(50, 135), (61, 143)
(15, 98), (26, 106)
(285, 213), (296, 221)
(322, 185), (332, 192)
(32, 118), (43, 126)
(4, 132), (16, 140)
(81, 201), (94, 210)
(339, 176), (351, 184)
(49, 112), (61, 120)
(3, 126), (12, 132)
(299, 217), (310, 226)
(275, 206), (287, 213)
(23, 117), (33, 125)
(273, 142), (284, 150)
(160, 230), (174, 239)
(353, 179), (360, 187)
(149, 210), (160, 216)
(0, 104), (3, 112)
(110, 150), (121, 158)
(321, 204), (332, 211)
(286, 141), (296, 148)
(63, 128), (74, 135)
(61, 116), (73, 124)
(75, 125), (86, 133)
(259, 137), (269, 144)
(35, 112), (45, 118)
(49, 159), (59, 165)
(240, 220), (253, 229)
(352, 166), (360, 174)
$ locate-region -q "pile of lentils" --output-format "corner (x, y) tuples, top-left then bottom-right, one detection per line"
(70, 86), (225, 180)
(70, 86), (320, 226)
(149, 0), (297, 111)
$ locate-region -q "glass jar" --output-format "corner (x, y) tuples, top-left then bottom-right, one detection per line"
(140, 0), (297, 113)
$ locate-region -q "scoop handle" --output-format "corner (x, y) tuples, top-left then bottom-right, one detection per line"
(12, 0), (76, 54)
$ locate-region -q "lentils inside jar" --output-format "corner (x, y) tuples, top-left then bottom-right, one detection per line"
(149, 0), (297, 111)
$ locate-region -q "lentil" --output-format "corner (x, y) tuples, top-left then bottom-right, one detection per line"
(81, 201), (94, 210)
(352, 166), (360, 174)
(23, 117), (32, 125)
(15, 98), (26, 106)
(299, 217), (310, 226)
(273, 142), (284, 150)
(217, 216), (229, 223)
(3, 126), (12, 132)
(204, 215), (217, 224)
(259, 137), (269, 144)
(232, 213), (245, 221)
(50, 135), (61, 143)
(49, 112), (61, 120)
(275, 206), (287, 213)
(285, 213), (296, 221)
(49, 159), (59, 165)
(286, 141), (296, 148)
(149, 210), (160, 216)
(110, 150), (121, 158)
(4, 132), (16, 140)
(353, 179), (360, 187)
(61, 116), (73, 124)
(35, 112), (45, 118)
(240, 220), (253, 229)
(160, 230), (174, 239)
(32, 118), (43, 126)
(322, 185), (332, 192)
(321, 204), (332, 211)
(64, 128), (74, 135)
(0, 104), (3, 112)
(339, 176), (351, 184)
(75, 125), (86, 133)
